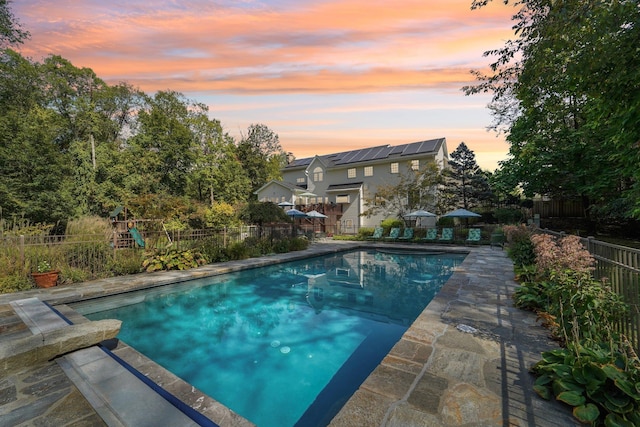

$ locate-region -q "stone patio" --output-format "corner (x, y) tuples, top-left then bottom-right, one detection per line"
(0, 241), (579, 426)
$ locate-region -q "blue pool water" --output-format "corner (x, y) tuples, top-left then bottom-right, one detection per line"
(78, 249), (465, 427)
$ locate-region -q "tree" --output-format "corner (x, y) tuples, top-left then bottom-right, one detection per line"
(188, 114), (250, 205)
(442, 142), (491, 210)
(127, 91), (200, 196)
(362, 161), (443, 220)
(465, 0), (640, 219)
(239, 201), (290, 226)
(0, 0), (29, 48)
(237, 124), (287, 196)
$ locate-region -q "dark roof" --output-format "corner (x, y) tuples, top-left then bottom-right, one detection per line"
(285, 138), (445, 169)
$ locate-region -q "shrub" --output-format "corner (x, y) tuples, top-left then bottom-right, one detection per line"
(531, 234), (595, 277)
(288, 237), (310, 251)
(503, 225), (536, 267)
(142, 249), (207, 272)
(0, 274), (33, 294)
(108, 249), (145, 275)
(358, 227), (375, 239)
(58, 266), (90, 284)
(225, 242), (251, 260)
(493, 208), (522, 224)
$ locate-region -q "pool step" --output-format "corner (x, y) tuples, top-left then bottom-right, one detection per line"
(8, 297), (208, 427)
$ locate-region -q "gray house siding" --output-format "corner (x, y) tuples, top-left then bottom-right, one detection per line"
(255, 138), (448, 232)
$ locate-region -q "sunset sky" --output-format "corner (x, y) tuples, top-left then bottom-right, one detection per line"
(13, 0), (516, 170)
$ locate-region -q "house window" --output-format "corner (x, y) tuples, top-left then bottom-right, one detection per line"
(313, 167), (323, 182)
(390, 162), (399, 174)
(411, 160), (419, 171)
(347, 168), (356, 178)
(364, 166), (373, 177)
(297, 177), (305, 184)
(336, 195), (350, 203)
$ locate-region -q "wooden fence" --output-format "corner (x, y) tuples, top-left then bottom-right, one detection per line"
(541, 229), (640, 353)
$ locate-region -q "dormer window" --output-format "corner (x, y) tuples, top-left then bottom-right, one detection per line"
(313, 167), (323, 182)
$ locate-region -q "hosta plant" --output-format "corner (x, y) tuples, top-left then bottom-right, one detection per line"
(532, 342), (640, 426)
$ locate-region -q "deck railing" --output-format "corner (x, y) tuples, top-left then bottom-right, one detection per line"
(540, 229), (640, 353)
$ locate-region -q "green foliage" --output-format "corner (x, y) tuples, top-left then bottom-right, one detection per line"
(239, 201), (290, 226)
(531, 343), (640, 426)
(466, 0), (640, 219)
(205, 201), (239, 228)
(142, 249), (207, 272)
(510, 230), (639, 425)
(0, 274), (33, 294)
(493, 208), (522, 224)
(58, 266), (90, 284)
(107, 249), (144, 275)
(503, 224), (536, 267)
(225, 242), (250, 260)
(380, 218), (403, 230)
(357, 227), (375, 239)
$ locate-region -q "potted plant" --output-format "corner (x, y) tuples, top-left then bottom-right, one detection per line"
(31, 261), (59, 288)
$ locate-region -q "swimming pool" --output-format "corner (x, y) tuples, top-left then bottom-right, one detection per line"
(75, 249), (465, 427)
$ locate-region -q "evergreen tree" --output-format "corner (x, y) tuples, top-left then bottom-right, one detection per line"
(443, 142), (491, 210)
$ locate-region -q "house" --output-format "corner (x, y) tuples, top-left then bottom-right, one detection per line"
(255, 138), (448, 234)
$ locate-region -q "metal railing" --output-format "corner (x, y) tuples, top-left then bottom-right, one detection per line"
(540, 229), (640, 353)
(0, 225), (295, 284)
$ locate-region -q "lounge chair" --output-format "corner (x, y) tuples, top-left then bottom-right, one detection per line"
(439, 228), (454, 242)
(421, 228), (438, 241)
(398, 228), (414, 241)
(384, 227), (400, 241)
(367, 226), (384, 240)
(466, 228), (482, 245)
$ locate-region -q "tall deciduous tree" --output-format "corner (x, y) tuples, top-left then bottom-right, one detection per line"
(0, 0), (29, 48)
(443, 142), (491, 210)
(465, 0), (640, 219)
(237, 124), (287, 196)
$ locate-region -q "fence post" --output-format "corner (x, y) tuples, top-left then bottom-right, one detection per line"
(20, 234), (25, 271)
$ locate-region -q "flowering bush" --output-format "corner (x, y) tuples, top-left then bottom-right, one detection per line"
(531, 234), (595, 277)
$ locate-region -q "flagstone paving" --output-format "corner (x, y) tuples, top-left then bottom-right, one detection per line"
(0, 241), (579, 426)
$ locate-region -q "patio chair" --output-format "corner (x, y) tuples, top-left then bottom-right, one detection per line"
(367, 226), (384, 240)
(384, 227), (400, 241)
(466, 228), (482, 245)
(398, 228), (414, 241)
(421, 228), (438, 241)
(439, 228), (454, 242)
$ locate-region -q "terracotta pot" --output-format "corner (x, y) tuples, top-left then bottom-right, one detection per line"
(31, 270), (59, 288)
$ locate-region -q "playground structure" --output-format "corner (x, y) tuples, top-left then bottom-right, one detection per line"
(109, 206), (148, 249)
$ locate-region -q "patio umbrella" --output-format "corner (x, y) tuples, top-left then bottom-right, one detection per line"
(443, 208), (481, 229)
(286, 208), (307, 236)
(442, 208), (481, 218)
(405, 209), (437, 228)
(305, 210), (327, 219)
(286, 208), (308, 218)
(405, 209), (436, 218)
(306, 210), (327, 235)
(298, 191), (317, 205)
(278, 201), (294, 207)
